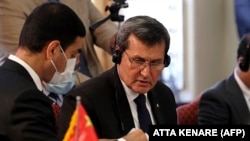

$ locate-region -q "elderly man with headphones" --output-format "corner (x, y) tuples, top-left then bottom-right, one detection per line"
(58, 15), (177, 141)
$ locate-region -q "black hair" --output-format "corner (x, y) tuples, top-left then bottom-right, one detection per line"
(237, 33), (250, 59)
(19, 2), (86, 52)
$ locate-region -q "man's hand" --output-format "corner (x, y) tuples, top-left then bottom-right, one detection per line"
(123, 128), (147, 141)
(99, 128), (148, 141)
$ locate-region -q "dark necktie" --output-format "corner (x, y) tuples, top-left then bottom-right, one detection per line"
(134, 94), (152, 133)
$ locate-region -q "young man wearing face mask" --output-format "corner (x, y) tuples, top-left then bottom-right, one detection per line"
(0, 2), (85, 141)
(43, 45), (79, 107)
(0, 2), (148, 141)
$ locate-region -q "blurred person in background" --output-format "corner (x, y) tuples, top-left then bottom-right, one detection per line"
(235, 0), (250, 39)
(198, 33), (250, 124)
(0, 0), (118, 83)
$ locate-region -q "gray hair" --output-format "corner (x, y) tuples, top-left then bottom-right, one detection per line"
(115, 15), (170, 53)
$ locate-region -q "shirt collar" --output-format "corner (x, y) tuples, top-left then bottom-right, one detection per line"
(120, 79), (148, 102)
(234, 68), (250, 99)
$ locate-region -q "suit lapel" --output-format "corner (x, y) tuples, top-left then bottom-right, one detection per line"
(226, 73), (250, 123)
(112, 67), (135, 134)
(148, 90), (164, 124)
(2, 59), (33, 81)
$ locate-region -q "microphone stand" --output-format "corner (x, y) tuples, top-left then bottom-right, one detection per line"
(90, 1), (128, 32)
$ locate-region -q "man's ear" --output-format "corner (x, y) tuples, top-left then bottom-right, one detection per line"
(46, 40), (60, 59)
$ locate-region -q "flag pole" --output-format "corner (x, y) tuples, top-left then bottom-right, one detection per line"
(75, 96), (81, 141)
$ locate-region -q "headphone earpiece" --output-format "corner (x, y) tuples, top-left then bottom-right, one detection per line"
(164, 54), (171, 67)
(239, 43), (250, 72)
(239, 60), (249, 72)
(112, 49), (122, 64)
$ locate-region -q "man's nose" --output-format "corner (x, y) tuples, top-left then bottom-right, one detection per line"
(140, 62), (151, 76)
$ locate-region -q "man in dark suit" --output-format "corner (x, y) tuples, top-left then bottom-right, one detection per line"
(0, 2), (86, 141)
(58, 15), (177, 140)
(198, 33), (250, 124)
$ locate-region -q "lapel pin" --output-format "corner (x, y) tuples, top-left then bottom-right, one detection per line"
(156, 103), (160, 108)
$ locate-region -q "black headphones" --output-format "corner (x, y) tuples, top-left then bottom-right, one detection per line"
(112, 49), (171, 67)
(239, 43), (250, 72)
(112, 49), (122, 64)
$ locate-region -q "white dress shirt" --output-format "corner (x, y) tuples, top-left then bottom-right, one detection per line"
(8, 54), (63, 106)
(9, 55), (43, 92)
(234, 68), (250, 112)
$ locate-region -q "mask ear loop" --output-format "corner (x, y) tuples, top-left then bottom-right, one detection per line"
(50, 59), (58, 72)
(59, 45), (68, 60)
(58, 46), (81, 84)
(57, 45), (70, 73)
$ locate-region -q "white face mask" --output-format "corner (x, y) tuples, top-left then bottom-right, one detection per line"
(49, 46), (76, 85)
(44, 74), (76, 95)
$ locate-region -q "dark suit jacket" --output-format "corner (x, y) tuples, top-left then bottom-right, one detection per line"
(198, 73), (250, 124)
(0, 59), (59, 141)
(58, 66), (177, 139)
